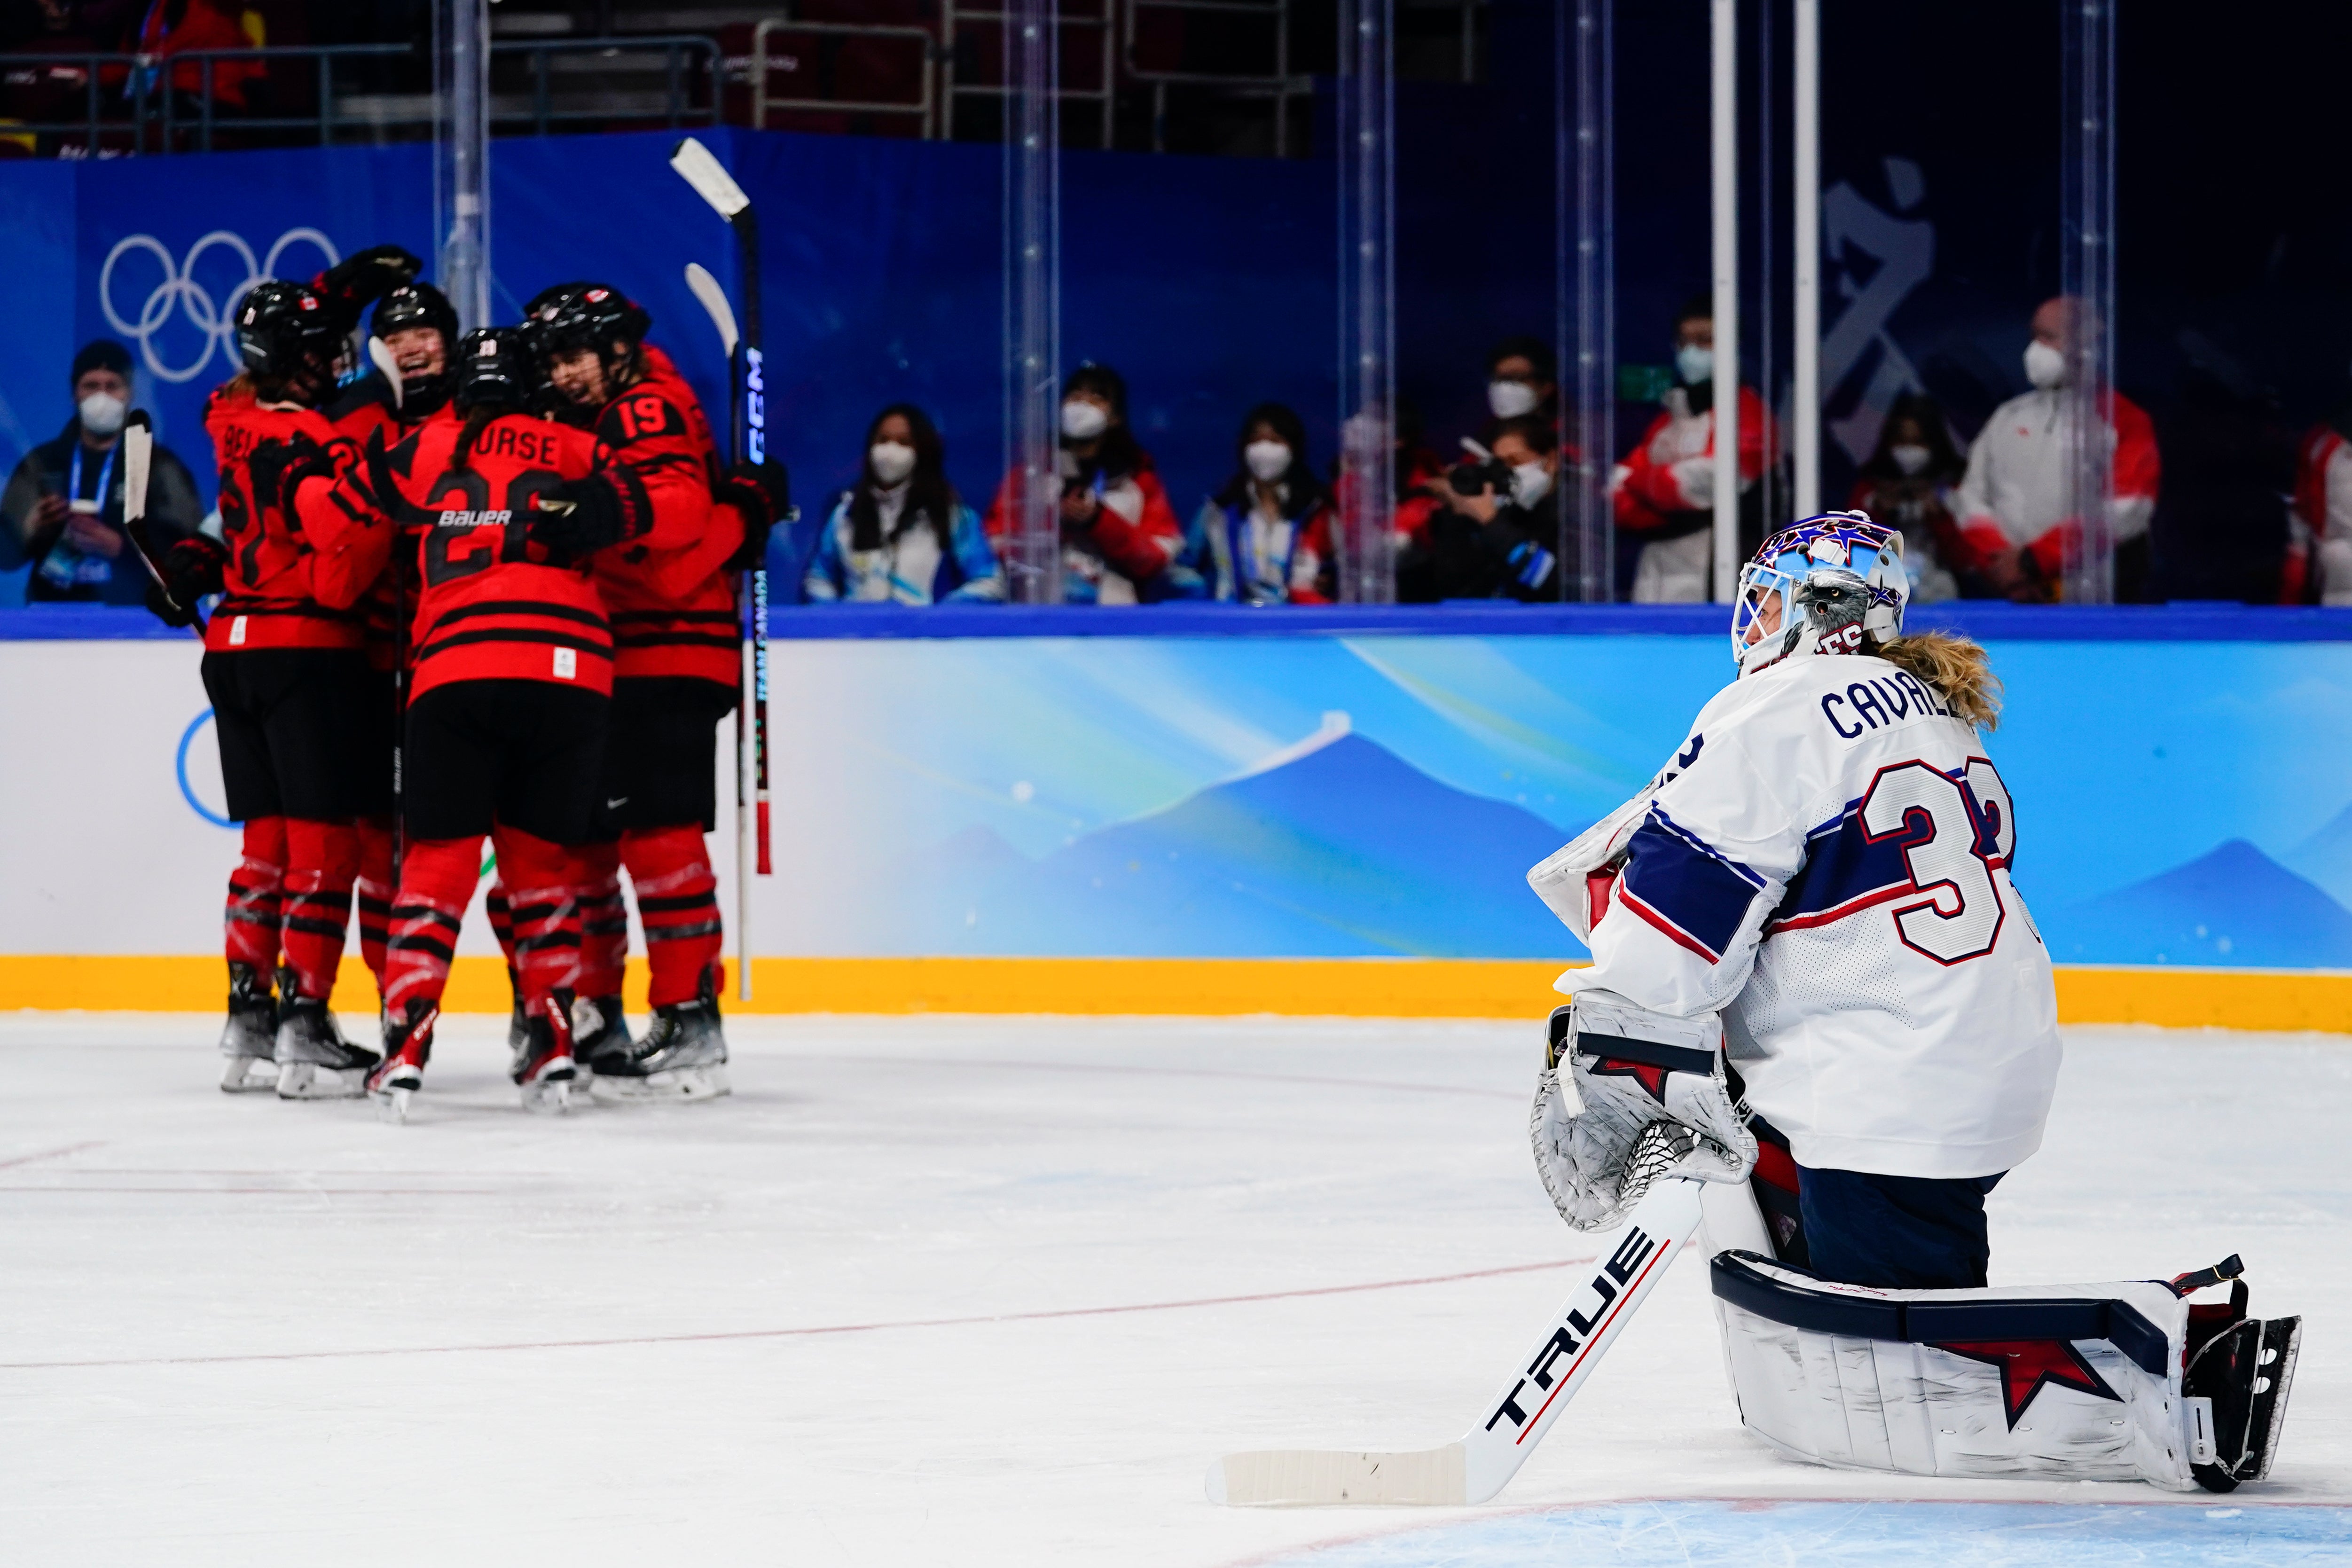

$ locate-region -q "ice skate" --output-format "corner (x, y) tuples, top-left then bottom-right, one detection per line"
(217, 961), (279, 1093)
(367, 1001), (437, 1123)
(588, 973), (729, 1103)
(569, 993), (632, 1088)
(274, 972), (381, 1099)
(511, 993), (578, 1115)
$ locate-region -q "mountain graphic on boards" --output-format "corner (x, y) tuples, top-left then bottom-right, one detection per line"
(906, 730), (1585, 958)
(2046, 838), (2352, 968)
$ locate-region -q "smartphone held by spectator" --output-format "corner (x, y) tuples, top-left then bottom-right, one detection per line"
(982, 363), (1190, 604)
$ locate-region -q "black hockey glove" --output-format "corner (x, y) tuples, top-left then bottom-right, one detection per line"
(246, 435), (336, 521)
(526, 466), (654, 565)
(717, 458), (792, 571)
(313, 244), (423, 332)
(147, 534), (227, 627)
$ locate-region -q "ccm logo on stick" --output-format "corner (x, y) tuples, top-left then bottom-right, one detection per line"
(1483, 1228), (1658, 1433)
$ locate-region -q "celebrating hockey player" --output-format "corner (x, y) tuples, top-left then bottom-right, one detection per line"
(146, 278), (400, 1097)
(362, 328), (627, 1118)
(1524, 511), (2299, 1492)
(327, 278), (461, 1005)
(517, 282), (775, 1100)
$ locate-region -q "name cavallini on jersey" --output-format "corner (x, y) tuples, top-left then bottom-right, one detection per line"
(1821, 665), (1951, 740)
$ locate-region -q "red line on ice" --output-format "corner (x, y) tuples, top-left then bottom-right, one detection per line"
(0, 1255), (1594, 1372)
(0, 1140), (104, 1169)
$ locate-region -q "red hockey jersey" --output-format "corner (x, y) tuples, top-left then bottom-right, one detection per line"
(202, 383), (393, 654)
(378, 408), (609, 699)
(586, 345), (739, 685)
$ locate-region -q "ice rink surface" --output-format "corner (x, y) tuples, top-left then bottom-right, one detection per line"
(0, 1013), (2345, 1567)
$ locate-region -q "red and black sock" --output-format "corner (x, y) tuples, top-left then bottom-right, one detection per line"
(279, 818), (361, 1002)
(226, 815), (287, 975)
(493, 827), (586, 1010)
(384, 837), (479, 1017)
(354, 815), (396, 995)
(621, 826), (721, 1008)
(576, 839), (627, 1002)
(484, 880), (522, 1004)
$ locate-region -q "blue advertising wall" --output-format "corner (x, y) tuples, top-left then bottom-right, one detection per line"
(12, 602), (2351, 975)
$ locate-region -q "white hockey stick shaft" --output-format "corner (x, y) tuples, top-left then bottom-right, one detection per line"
(1209, 1175), (1706, 1506)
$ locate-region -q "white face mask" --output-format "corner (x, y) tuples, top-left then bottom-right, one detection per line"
(1509, 459), (1553, 509)
(2024, 340), (2068, 390)
(1487, 379), (1539, 419)
(1675, 344), (1715, 386)
(1243, 440), (1291, 484)
(78, 392), (127, 437)
(1889, 443), (1931, 477)
(869, 440), (917, 486)
(1060, 399), (1110, 442)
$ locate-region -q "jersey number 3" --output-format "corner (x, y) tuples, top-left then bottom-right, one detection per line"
(1858, 759), (2016, 965)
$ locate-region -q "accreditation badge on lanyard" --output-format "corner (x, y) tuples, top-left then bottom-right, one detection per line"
(39, 442), (119, 589)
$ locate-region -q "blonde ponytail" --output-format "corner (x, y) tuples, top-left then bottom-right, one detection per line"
(1875, 631), (2002, 732)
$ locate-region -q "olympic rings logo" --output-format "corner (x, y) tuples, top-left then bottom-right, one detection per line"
(100, 228), (342, 384)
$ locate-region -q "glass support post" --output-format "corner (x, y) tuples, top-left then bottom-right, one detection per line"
(1708, 0), (1739, 601)
(1567, 0), (1614, 601)
(433, 0), (491, 331)
(1335, 0), (1396, 604)
(1002, 0), (1064, 605)
(2060, 0), (2117, 604)
(1791, 0), (1819, 517)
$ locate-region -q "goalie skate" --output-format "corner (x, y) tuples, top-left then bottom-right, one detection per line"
(2180, 1258), (2303, 1492)
(217, 962), (278, 1093)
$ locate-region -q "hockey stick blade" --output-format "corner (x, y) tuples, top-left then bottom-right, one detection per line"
(117, 410), (203, 637)
(1208, 1174), (1705, 1506)
(367, 336), (405, 411)
(684, 262), (739, 358)
(670, 137), (751, 221)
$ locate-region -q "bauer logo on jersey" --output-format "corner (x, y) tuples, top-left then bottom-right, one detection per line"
(436, 509), (514, 528)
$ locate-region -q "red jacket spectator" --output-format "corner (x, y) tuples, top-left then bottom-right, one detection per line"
(139, 0), (267, 110)
(2291, 416), (2352, 606)
(1610, 382), (1769, 603)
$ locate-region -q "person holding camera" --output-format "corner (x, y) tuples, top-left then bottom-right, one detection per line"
(1397, 414), (1562, 603)
(1, 340), (202, 604)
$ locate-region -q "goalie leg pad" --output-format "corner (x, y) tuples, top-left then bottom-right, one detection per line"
(1712, 1249), (2225, 1490)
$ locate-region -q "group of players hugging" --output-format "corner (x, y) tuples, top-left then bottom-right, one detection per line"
(144, 245), (784, 1120)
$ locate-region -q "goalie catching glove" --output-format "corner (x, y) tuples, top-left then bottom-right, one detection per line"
(525, 466), (654, 565)
(1532, 993), (1756, 1232)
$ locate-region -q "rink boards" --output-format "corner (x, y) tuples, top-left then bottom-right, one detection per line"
(3, 604), (2349, 1028)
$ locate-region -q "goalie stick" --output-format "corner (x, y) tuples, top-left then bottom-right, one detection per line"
(671, 137), (774, 1004)
(118, 409), (204, 639)
(1209, 1130), (1706, 1507)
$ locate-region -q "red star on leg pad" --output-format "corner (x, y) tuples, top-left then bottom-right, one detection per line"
(1931, 1339), (2122, 1428)
(1588, 1057), (1672, 1104)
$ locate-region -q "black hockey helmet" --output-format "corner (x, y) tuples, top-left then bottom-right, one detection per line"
(521, 281), (651, 367)
(371, 282), (459, 350)
(450, 327), (535, 414)
(234, 280), (341, 390)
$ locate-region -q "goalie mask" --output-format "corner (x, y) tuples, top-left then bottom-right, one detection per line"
(1732, 511), (1909, 678)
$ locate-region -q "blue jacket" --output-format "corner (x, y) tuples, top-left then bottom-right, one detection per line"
(803, 491), (1004, 605)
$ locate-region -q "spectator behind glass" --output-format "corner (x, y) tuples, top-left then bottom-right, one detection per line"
(0, 338), (202, 604)
(136, 0), (267, 112)
(1953, 295), (2160, 602)
(2290, 375), (2352, 606)
(982, 362), (1189, 604)
(1398, 414), (1561, 603)
(1847, 392), (1966, 603)
(1610, 294), (1768, 602)
(1484, 334), (1559, 427)
(1196, 402), (1334, 605)
(803, 403), (1003, 604)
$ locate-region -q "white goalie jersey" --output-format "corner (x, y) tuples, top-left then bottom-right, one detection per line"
(1545, 651), (2061, 1179)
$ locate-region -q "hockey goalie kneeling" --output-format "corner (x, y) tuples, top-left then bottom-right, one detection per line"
(1526, 513), (2301, 1494)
